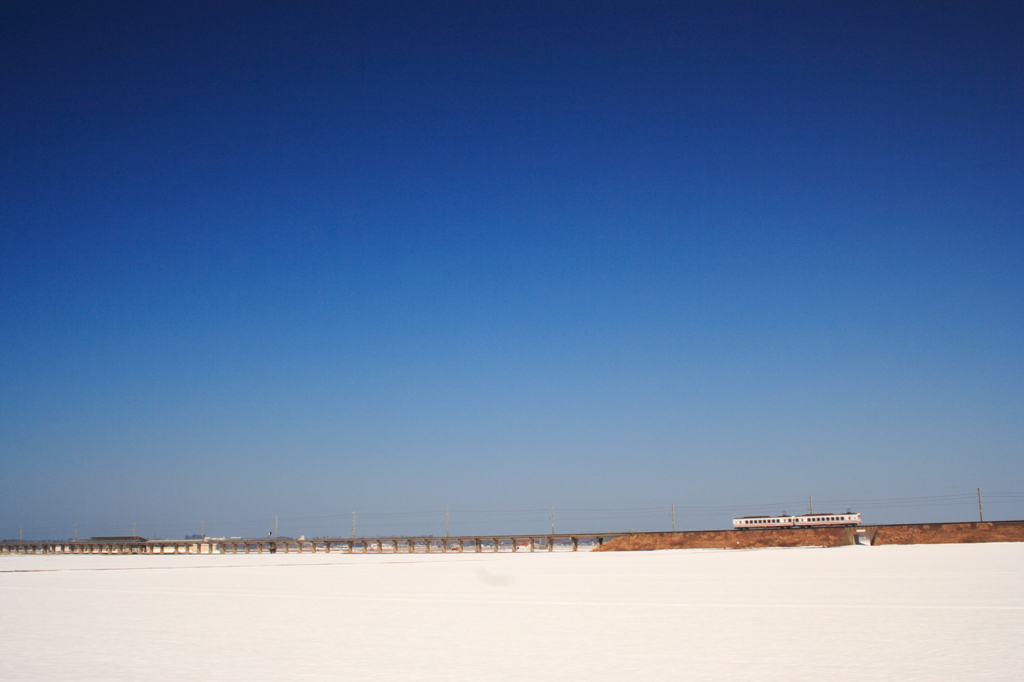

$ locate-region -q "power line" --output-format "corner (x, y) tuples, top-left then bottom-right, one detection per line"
(8, 491), (1024, 540)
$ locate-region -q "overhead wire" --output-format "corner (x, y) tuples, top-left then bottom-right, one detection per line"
(7, 491), (1023, 540)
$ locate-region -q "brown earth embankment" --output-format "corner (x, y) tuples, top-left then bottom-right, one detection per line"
(594, 520), (1024, 551)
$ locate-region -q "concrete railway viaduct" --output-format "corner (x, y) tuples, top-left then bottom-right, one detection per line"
(1, 533), (617, 556)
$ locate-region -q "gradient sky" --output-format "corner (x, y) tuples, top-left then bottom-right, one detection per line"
(2, 2), (1022, 540)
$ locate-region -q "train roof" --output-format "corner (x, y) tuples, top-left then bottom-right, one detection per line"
(792, 512), (856, 517)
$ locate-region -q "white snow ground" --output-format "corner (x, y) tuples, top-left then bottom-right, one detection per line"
(2, 543), (1022, 681)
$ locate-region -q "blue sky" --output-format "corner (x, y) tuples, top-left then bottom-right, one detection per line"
(2, 2), (1022, 539)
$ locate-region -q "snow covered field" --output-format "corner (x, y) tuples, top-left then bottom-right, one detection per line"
(2, 543), (1022, 681)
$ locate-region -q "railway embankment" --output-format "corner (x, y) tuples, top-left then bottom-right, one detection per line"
(594, 520), (1024, 551)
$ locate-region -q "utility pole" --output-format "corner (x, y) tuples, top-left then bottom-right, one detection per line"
(73, 523), (78, 541)
(20, 526), (23, 541)
(351, 511), (356, 539)
(809, 496), (813, 514)
(274, 515), (279, 540)
(550, 506), (555, 535)
(977, 488), (984, 522)
(671, 503), (676, 532)
(445, 507), (450, 538)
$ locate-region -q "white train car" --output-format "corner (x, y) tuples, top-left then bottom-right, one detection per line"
(733, 512), (861, 530)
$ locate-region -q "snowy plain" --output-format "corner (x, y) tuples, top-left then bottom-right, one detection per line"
(2, 543), (1022, 682)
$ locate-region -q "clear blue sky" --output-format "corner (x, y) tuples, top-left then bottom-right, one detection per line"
(2, 2), (1022, 540)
